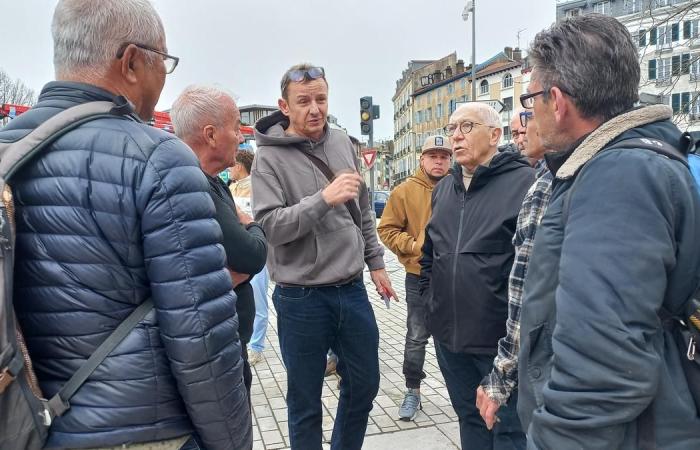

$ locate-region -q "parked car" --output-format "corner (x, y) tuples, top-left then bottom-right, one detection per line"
(373, 190), (389, 218)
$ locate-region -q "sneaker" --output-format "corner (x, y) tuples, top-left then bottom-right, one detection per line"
(248, 350), (264, 366)
(398, 389), (422, 421)
(325, 355), (338, 377)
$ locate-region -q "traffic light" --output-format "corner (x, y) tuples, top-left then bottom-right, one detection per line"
(360, 96), (372, 136)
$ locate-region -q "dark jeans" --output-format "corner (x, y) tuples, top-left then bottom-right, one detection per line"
(403, 273), (430, 389)
(272, 278), (380, 450)
(435, 342), (526, 450)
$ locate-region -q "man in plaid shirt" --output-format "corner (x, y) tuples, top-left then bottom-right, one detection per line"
(476, 110), (554, 429)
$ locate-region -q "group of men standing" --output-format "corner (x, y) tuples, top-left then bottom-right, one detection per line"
(1, 1), (700, 450)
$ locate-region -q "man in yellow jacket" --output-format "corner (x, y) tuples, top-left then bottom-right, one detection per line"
(378, 135), (451, 421)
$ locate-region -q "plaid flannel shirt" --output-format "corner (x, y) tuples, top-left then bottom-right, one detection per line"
(482, 162), (553, 405)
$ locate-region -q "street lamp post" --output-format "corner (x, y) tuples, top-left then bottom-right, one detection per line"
(462, 1), (476, 101)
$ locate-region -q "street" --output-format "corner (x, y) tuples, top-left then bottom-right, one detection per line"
(250, 241), (461, 449)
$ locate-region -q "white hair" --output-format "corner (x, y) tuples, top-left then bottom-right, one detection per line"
(52, 0), (165, 79)
(453, 102), (501, 128)
(171, 85), (237, 143)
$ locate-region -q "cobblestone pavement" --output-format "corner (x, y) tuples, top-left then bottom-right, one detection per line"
(249, 245), (461, 449)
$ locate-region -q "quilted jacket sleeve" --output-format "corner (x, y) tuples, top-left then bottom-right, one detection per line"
(137, 137), (252, 450)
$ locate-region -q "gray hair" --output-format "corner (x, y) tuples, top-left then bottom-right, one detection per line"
(171, 85), (237, 142)
(52, 0), (165, 78)
(528, 14), (639, 122)
(453, 102), (501, 128)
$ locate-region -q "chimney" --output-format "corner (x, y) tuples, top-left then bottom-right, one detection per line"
(513, 47), (523, 61)
(445, 66), (453, 78)
(504, 46), (513, 60)
(457, 59), (465, 73)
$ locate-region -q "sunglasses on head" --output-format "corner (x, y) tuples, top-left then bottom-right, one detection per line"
(286, 66), (325, 83)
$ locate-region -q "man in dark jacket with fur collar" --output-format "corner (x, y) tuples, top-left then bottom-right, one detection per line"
(518, 15), (700, 449)
(420, 102), (534, 449)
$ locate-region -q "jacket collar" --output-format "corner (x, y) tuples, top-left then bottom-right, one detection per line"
(556, 105), (672, 180)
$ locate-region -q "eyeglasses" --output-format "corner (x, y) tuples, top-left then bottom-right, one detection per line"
(443, 120), (494, 137)
(285, 66), (325, 83)
(520, 90), (544, 109)
(519, 111), (533, 128)
(116, 42), (179, 74)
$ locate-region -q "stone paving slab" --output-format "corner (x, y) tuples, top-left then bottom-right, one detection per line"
(250, 243), (459, 449)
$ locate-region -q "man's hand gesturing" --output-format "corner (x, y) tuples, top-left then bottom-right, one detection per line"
(322, 171), (363, 207)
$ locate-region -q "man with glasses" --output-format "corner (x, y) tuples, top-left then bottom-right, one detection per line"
(0, 1), (252, 450)
(517, 15), (700, 449)
(476, 106), (554, 434)
(419, 102), (534, 449)
(507, 108), (528, 153)
(251, 63), (395, 450)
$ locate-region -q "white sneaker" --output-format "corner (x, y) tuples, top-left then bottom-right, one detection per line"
(248, 350), (264, 366)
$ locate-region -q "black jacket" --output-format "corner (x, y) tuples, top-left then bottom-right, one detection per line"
(518, 107), (700, 449)
(206, 174), (266, 343)
(420, 152), (535, 354)
(0, 82), (252, 450)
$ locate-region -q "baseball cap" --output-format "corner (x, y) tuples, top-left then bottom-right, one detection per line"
(421, 135), (452, 155)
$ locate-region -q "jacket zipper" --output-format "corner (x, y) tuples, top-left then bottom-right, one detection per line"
(451, 190), (466, 347)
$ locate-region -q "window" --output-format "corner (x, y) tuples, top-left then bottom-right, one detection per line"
(658, 25), (673, 47)
(503, 96), (513, 112)
(648, 59), (657, 80)
(682, 53), (691, 75)
(593, 1), (611, 14)
(638, 29), (647, 47)
(447, 83), (454, 94)
(480, 80), (489, 95)
(449, 99), (457, 114)
(503, 126), (511, 141)
(691, 54), (700, 80)
(672, 93), (680, 114)
(672, 23), (680, 42)
(685, 20), (700, 39)
(673, 55), (681, 76)
(427, 107), (433, 121)
(502, 73), (513, 89)
(691, 93), (700, 119)
(417, 110), (423, 124)
(650, 27), (658, 45)
(461, 78), (467, 90)
(655, 0), (671, 6)
(437, 103), (443, 118)
(624, 0), (642, 14)
(659, 57), (672, 80)
(565, 8), (581, 18)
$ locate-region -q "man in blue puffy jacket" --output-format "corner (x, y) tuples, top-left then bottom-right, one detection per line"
(0, 1), (252, 449)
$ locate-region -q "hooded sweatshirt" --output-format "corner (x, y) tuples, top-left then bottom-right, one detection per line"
(377, 167), (437, 275)
(251, 111), (384, 286)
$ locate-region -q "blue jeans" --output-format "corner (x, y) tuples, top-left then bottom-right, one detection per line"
(272, 278), (380, 450)
(435, 342), (526, 450)
(249, 266), (269, 353)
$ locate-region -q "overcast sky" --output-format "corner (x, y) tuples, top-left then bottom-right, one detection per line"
(2, 0), (556, 140)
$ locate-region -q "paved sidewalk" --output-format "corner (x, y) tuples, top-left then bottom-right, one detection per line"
(249, 249), (461, 449)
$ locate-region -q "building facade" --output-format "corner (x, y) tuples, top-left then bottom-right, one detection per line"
(239, 104), (278, 126)
(556, 0), (700, 131)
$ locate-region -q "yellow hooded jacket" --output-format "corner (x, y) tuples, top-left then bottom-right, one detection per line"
(377, 168), (436, 275)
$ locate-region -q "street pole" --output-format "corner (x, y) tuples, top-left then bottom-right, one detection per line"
(471, 0), (477, 102)
(369, 130), (375, 211)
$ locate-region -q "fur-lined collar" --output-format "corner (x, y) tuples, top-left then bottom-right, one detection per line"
(556, 105), (673, 179)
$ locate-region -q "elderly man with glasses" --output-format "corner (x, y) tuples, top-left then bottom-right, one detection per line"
(0, 1), (252, 449)
(251, 63), (395, 450)
(419, 102), (534, 450)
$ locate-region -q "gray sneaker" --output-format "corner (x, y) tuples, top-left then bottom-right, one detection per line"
(398, 388), (422, 421)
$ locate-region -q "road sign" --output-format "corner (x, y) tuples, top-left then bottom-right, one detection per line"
(362, 149), (377, 169)
(455, 99), (505, 113)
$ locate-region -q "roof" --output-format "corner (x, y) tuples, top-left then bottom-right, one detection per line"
(239, 104), (278, 111)
(411, 51), (518, 97)
(475, 61), (522, 79)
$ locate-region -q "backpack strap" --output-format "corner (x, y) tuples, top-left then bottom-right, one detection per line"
(47, 298), (154, 418)
(561, 137), (690, 225)
(0, 100), (130, 180)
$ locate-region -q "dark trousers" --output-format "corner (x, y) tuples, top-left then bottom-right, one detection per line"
(435, 342), (526, 450)
(403, 273), (430, 389)
(272, 279), (380, 450)
(242, 343), (252, 409)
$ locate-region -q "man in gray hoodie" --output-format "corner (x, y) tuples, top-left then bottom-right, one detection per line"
(251, 63), (396, 450)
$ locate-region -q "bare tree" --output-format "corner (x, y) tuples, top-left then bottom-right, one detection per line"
(0, 68), (37, 106)
(627, 1), (700, 128)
